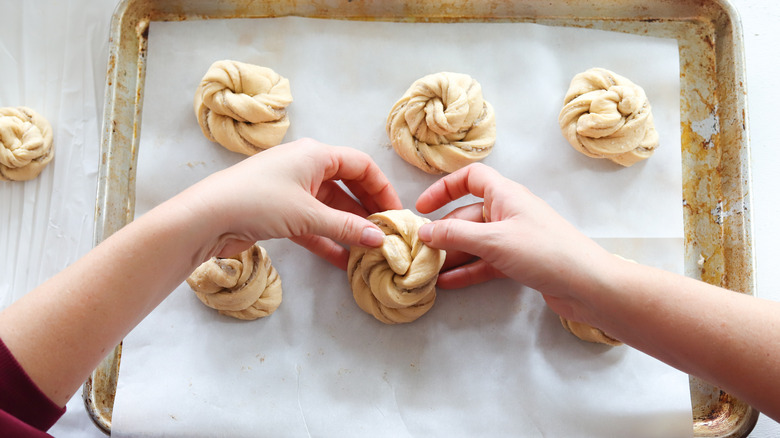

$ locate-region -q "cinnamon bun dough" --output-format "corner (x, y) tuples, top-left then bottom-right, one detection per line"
(348, 209), (445, 324)
(194, 60), (292, 155)
(387, 72), (496, 174)
(0, 107), (54, 181)
(187, 244), (282, 320)
(558, 68), (658, 167)
(559, 317), (622, 347)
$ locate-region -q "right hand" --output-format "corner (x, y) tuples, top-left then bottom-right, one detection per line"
(415, 163), (621, 322)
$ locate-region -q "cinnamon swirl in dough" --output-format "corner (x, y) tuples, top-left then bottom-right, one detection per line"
(194, 60), (292, 155)
(0, 107), (54, 181)
(348, 210), (445, 324)
(558, 68), (658, 167)
(387, 72), (496, 174)
(187, 244), (282, 320)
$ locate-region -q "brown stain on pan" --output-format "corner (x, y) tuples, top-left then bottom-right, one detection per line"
(693, 389), (758, 437)
(681, 120), (725, 286)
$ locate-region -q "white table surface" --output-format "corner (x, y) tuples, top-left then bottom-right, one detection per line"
(0, 0), (778, 436)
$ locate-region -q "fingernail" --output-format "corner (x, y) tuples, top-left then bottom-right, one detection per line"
(418, 223), (433, 242)
(360, 227), (385, 247)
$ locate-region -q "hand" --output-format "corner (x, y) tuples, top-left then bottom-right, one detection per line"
(415, 163), (617, 322)
(178, 138), (402, 269)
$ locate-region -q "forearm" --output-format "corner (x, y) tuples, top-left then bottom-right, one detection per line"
(586, 259), (780, 419)
(0, 140), (399, 410)
(0, 195), (217, 407)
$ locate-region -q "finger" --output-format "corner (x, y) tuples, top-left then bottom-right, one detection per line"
(322, 146), (403, 213)
(437, 259), (506, 289)
(441, 249), (479, 272)
(316, 181), (370, 218)
(435, 204), (486, 270)
(424, 202), (482, 272)
(289, 235), (350, 270)
(423, 202), (483, 270)
(417, 218), (497, 257)
(342, 178), (399, 214)
(305, 202), (386, 248)
(416, 163), (501, 214)
(439, 202), (485, 222)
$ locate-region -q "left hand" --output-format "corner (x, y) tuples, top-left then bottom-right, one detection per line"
(177, 138), (402, 269)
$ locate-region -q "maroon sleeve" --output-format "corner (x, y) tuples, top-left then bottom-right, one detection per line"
(0, 337), (65, 435)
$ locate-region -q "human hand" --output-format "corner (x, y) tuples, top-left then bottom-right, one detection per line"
(415, 163), (618, 321)
(178, 138), (402, 269)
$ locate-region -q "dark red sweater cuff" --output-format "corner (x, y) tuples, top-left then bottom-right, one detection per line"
(0, 337), (66, 431)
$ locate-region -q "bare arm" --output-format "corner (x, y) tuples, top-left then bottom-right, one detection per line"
(416, 163), (780, 421)
(590, 259), (780, 420)
(0, 138), (401, 407)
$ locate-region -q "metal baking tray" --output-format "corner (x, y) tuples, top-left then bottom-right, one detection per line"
(84, 0), (757, 436)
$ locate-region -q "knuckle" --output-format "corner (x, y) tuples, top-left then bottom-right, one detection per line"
(437, 220), (456, 244)
(297, 136), (315, 146)
(338, 218), (356, 240)
(469, 162), (487, 172)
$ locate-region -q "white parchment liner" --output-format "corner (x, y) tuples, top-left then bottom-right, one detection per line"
(112, 17), (691, 437)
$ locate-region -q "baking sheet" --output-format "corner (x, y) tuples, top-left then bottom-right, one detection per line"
(111, 17), (691, 437)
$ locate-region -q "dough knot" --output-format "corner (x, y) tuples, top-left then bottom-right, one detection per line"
(558, 68), (658, 167)
(187, 244), (282, 320)
(0, 107), (54, 181)
(348, 210), (445, 324)
(387, 72), (496, 174)
(194, 60), (292, 155)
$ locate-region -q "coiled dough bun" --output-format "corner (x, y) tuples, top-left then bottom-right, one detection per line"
(559, 317), (622, 347)
(348, 209), (446, 324)
(387, 72), (496, 174)
(194, 60), (292, 155)
(0, 107), (54, 181)
(187, 244), (282, 320)
(558, 67), (658, 167)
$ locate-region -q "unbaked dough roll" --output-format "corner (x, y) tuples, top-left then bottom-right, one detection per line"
(194, 60), (292, 155)
(558, 67), (658, 167)
(187, 244), (282, 320)
(0, 107), (54, 181)
(559, 317), (622, 347)
(387, 72), (496, 174)
(348, 209), (446, 324)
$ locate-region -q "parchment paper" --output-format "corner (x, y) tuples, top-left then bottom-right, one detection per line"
(0, 1), (114, 435)
(112, 17), (691, 437)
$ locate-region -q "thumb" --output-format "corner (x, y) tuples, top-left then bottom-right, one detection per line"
(309, 207), (386, 248)
(418, 218), (494, 258)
